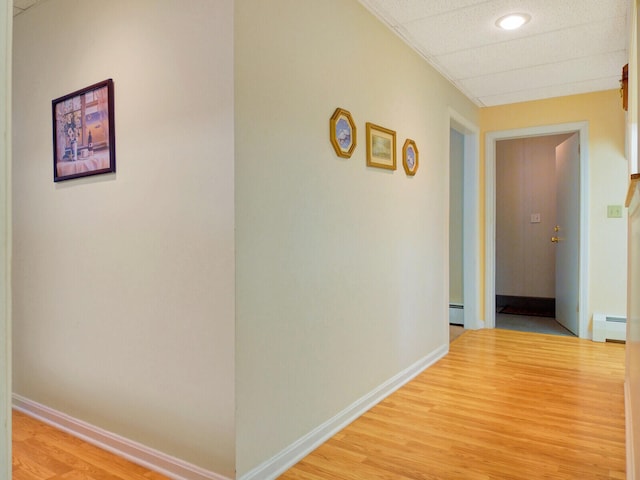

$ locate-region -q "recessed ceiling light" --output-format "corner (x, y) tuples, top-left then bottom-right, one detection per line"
(496, 13), (531, 30)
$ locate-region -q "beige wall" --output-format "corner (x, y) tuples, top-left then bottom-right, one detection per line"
(12, 0), (235, 476)
(0, 0), (10, 476)
(449, 129), (464, 304)
(496, 135), (570, 298)
(627, 2), (640, 478)
(481, 90), (628, 326)
(235, 0), (478, 475)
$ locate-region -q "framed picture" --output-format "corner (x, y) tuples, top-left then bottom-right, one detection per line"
(402, 139), (419, 176)
(52, 79), (116, 182)
(366, 122), (396, 170)
(330, 108), (357, 158)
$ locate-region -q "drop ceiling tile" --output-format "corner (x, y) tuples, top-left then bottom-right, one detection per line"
(478, 77), (621, 106)
(436, 15), (626, 79)
(400, 0), (627, 56)
(13, 0), (39, 9)
(358, 0), (630, 106)
(359, 0), (489, 25)
(460, 51), (627, 98)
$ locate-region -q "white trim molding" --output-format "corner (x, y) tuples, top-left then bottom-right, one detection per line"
(12, 394), (230, 480)
(484, 122), (590, 338)
(448, 108), (482, 330)
(627, 380), (636, 480)
(0, 1), (11, 478)
(238, 344), (449, 480)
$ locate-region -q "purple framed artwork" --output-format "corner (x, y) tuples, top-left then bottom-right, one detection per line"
(52, 79), (116, 182)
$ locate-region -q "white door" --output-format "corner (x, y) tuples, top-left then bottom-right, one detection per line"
(554, 134), (580, 335)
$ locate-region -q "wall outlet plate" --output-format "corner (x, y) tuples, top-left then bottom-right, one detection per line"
(607, 205), (623, 218)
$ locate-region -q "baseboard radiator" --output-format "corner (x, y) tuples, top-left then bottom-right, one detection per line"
(592, 313), (626, 342)
(449, 304), (463, 326)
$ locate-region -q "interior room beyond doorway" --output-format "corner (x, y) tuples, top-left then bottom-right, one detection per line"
(494, 133), (576, 337)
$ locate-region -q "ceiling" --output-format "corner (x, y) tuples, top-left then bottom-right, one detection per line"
(358, 0), (629, 106)
(14, 0), (629, 107)
(12, 0), (42, 17)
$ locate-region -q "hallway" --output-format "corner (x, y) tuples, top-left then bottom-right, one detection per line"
(281, 329), (625, 479)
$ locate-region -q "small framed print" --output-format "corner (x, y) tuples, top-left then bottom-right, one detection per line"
(52, 79), (116, 182)
(402, 139), (419, 176)
(330, 108), (357, 158)
(366, 122), (396, 170)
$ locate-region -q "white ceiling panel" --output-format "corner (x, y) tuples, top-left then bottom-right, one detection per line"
(359, 0), (630, 106)
(13, 0), (39, 9)
(399, 0), (626, 56)
(13, 0), (46, 16)
(436, 16), (627, 79)
(479, 77), (621, 106)
(460, 51), (628, 98)
(360, 0), (491, 26)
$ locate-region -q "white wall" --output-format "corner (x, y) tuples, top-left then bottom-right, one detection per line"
(626, 4), (640, 478)
(235, 0), (478, 475)
(449, 129), (464, 305)
(496, 135), (569, 298)
(0, 0), (10, 477)
(12, 0), (235, 476)
(627, 181), (640, 480)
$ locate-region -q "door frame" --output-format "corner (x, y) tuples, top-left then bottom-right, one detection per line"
(448, 108), (482, 330)
(484, 122), (589, 338)
(0, 0), (11, 475)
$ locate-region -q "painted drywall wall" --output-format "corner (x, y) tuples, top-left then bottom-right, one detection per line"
(12, 0), (235, 476)
(626, 4), (640, 478)
(0, 0), (10, 476)
(481, 90), (628, 325)
(450, 129), (464, 305)
(235, 0), (478, 475)
(495, 135), (570, 298)
(627, 183), (640, 480)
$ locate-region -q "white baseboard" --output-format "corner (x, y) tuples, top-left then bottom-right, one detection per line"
(12, 394), (231, 480)
(626, 381), (636, 480)
(238, 343), (449, 480)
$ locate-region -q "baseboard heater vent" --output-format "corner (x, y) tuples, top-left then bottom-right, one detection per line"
(449, 304), (463, 326)
(593, 313), (626, 342)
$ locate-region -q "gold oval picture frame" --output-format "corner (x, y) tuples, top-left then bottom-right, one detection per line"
(402, 139), (419, 176)
(329, 108), (357, 158)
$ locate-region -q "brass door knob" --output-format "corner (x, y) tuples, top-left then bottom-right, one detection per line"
(551, 236), (559, 243)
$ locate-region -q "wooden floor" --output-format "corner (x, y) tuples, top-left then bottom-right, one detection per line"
(11, 329), (626, 480)
(281, 329), (626, 479)
(12, 410), (169, 480)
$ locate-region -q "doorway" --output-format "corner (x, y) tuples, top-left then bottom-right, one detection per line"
(448, 109), (481, 331)
(494, 133), (578, 336)
(485, 122), (589, 339)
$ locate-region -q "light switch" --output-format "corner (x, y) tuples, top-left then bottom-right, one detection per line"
(607, 205), (623, 218)
(530, 213), (541, 223)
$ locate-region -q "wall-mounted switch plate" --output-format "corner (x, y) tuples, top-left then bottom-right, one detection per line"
(607, 205), (623, 218)
(530, 213), (541, 223)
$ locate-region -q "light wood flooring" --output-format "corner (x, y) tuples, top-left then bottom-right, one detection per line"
(12, 410), (169, 480)
(281, 329), (626, 479)
(11, 329), (626, 480)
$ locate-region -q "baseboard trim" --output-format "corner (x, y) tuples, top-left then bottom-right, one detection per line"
(238, 343), (449, 480)
(626, 380), (636, 480)
(12, 394), (231, 480)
